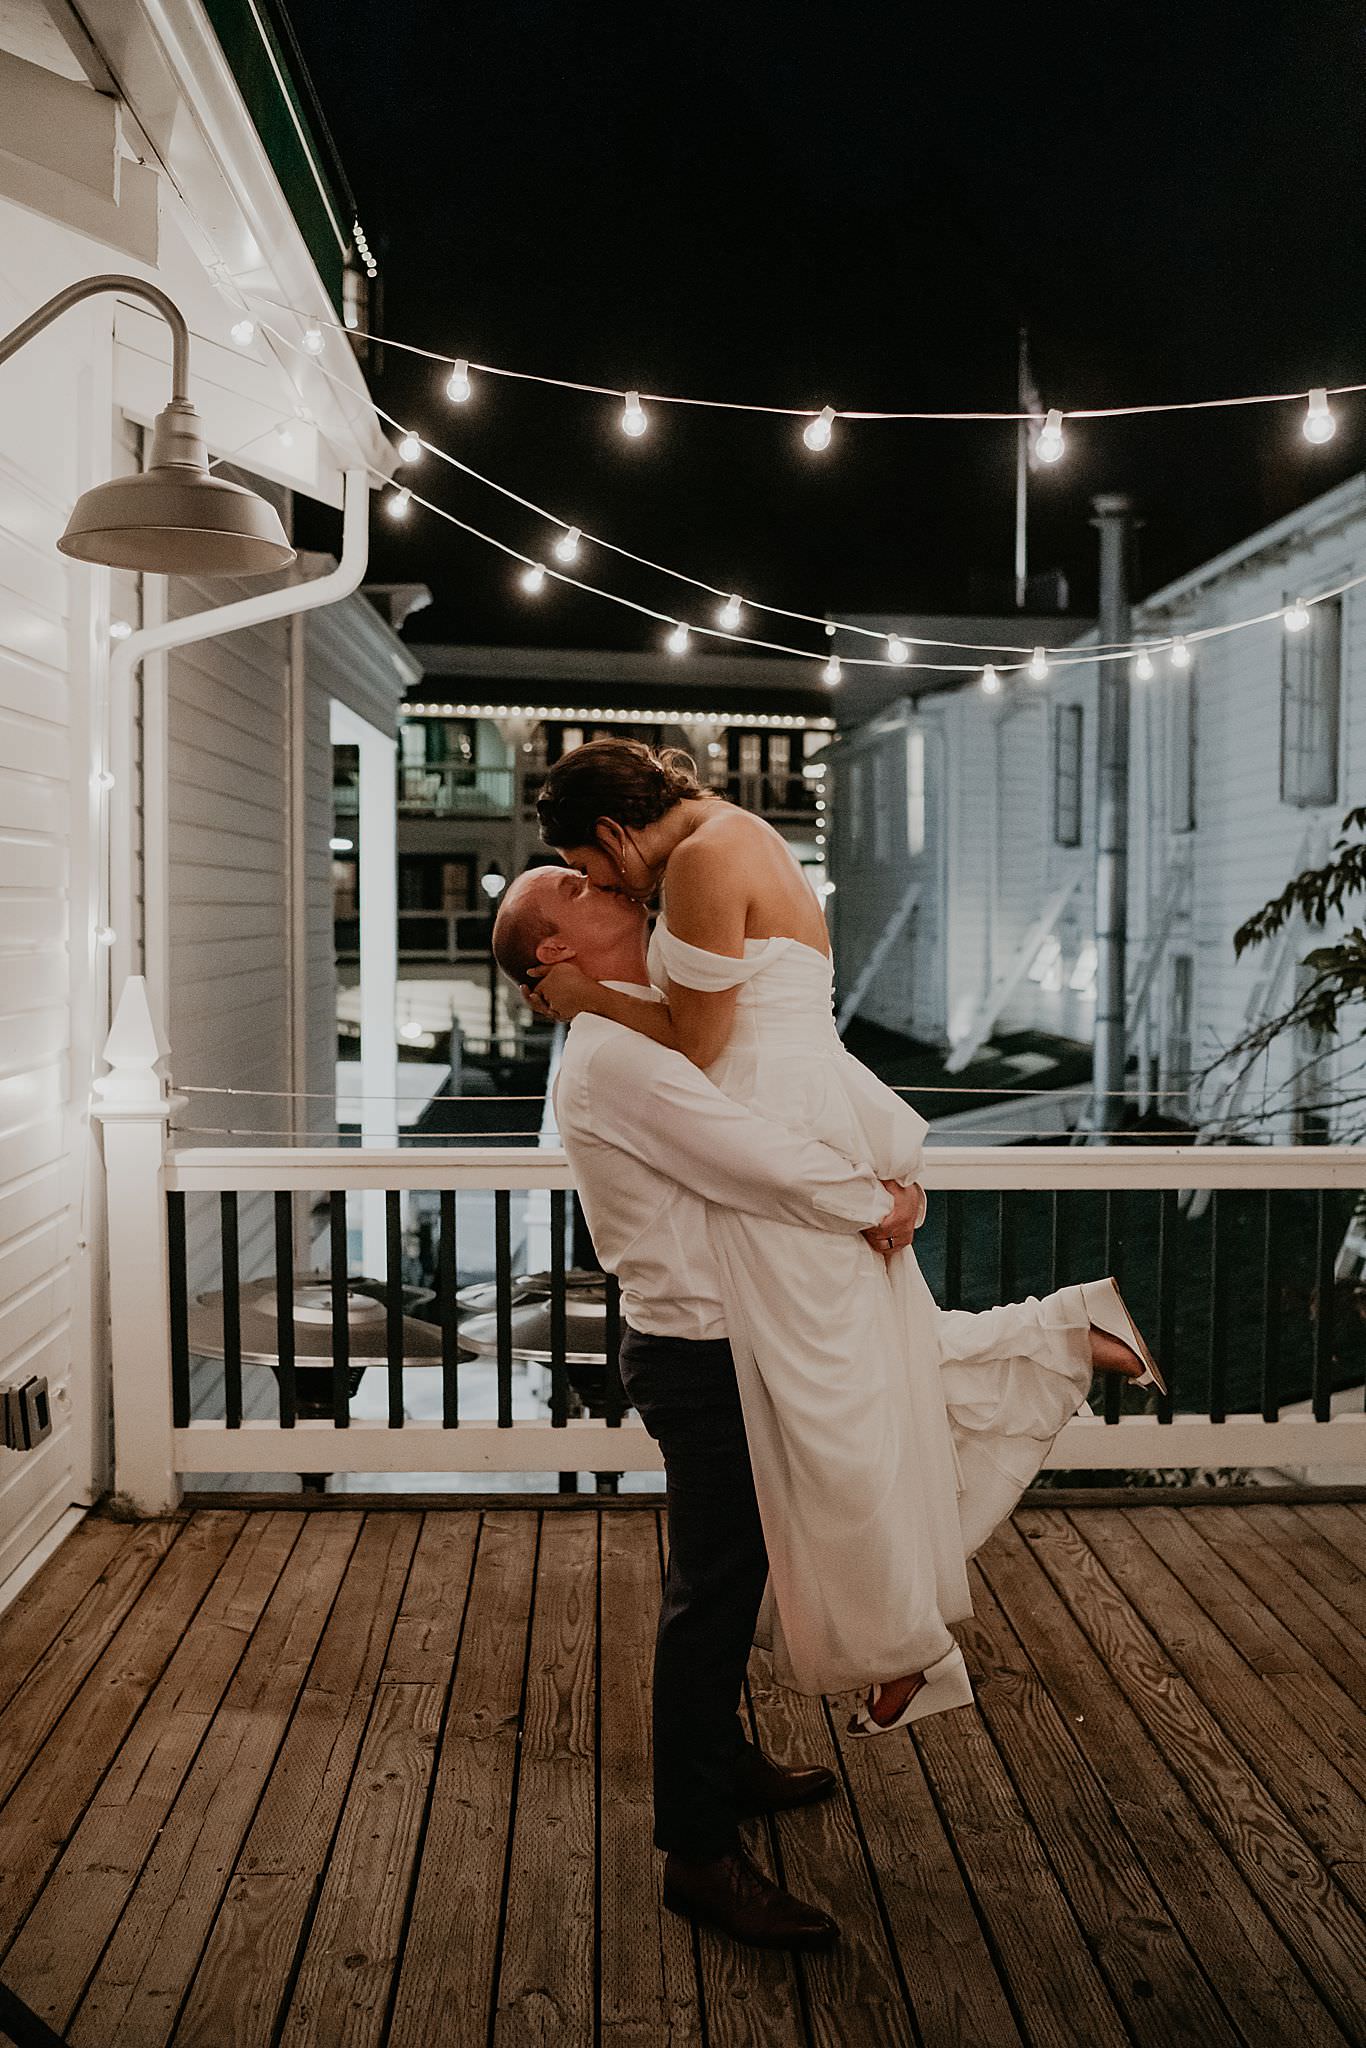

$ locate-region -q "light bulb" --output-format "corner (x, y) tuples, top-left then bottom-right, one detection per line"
(95, 770), (115, 790)
(388, 487), (411, 519)
(621, 391), (648, 438)
(95, 926), (115, 946)
(1303, 388), (1336, 444)
(718, 594), (743, 632)
(230, 319), (255, 347)
(667, 623), (690, 655)
(815, 798), (827, 811)
(803, 405), (836, 452)
(1035, 407), (1065, 464)
(1170, 636), (1191, 670)
(344, 308), (359, 331)
(519, 563), (547, 596)
(553, 526), (582, 564)
(399, 1021), (424, 1041)
(1028, 647), (1049, 682)
(398, 431), (422, 463)
(446, 359), (472, 403)
(1284, 598), (1311, 633)
(981, 664), (1002, 695)
(886, 634), (909, 664)
(823, 656), (843, 687)
(302, 327), (324, 355)
(109, 619), (133, 642)
(1134, 649), (1155, 682)
(330, 836), (354, 852)
(825, 621), (837, 637)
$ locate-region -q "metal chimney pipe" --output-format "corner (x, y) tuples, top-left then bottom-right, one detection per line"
(1090, 494), (1134, 1134)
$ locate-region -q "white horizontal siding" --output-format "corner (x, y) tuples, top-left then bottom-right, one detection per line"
(0, 246), (87, 1571)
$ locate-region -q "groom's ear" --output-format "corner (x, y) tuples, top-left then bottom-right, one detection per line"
(535, 934), (576, 965)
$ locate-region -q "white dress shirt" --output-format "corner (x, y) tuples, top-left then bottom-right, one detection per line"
(553, 982), (890, 1340)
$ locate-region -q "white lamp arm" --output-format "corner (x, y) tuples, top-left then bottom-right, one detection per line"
(0, 272), (191, 399)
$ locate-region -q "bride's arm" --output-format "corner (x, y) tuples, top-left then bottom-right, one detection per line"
(531, 838), (745, 1067)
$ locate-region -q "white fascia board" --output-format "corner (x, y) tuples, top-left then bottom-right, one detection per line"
(73, 0), (390, 499)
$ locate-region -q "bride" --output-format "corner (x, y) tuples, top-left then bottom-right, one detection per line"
(526, 737), (1163, 1735)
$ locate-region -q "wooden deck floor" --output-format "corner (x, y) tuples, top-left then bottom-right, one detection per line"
(0, 1495), (1364, 2047)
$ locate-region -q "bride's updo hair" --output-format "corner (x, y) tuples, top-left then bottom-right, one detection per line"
(536, 736), (710, 849)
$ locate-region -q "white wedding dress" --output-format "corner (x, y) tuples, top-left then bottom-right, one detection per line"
(648, 916), (1096, 1702)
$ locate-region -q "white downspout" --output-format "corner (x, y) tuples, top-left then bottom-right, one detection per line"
(106, 467), (370, 1040)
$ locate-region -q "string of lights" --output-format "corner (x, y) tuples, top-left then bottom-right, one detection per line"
(250, 315), (1366, 691)
(244, 294), (1363, 442)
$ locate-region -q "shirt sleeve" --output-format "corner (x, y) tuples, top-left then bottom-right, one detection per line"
(575, 1027), (890, 1233)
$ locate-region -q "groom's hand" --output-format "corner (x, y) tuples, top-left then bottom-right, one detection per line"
(863, 1180), (926, 1260)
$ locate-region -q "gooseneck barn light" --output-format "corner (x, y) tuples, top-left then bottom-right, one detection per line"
(0, 274), (295, 575)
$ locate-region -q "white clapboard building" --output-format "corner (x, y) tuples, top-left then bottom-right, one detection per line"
(826, 475), (1366, 1141)
(0, 0), (404, 1585)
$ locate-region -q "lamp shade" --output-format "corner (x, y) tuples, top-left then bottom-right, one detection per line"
(57, 397), (295, 576)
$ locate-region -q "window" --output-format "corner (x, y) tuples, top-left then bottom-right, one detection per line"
(1281, 593), (1342, 806)
(871, 751), (891, 862)
(1052, 705), (1083, 847)
(905, 729), (925, 856)
(1169, 665), (1196, 832)
(847, 757), (865, 858)
(1167, 955), (1193, 1112)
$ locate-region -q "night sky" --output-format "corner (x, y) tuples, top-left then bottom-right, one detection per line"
(284, 1), (1366, 653)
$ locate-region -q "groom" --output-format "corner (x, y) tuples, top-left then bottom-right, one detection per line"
(493, 866), (923, 1952)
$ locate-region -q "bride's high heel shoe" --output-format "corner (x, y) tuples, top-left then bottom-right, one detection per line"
(1081, 1277), (1167, 1395)
(847, 1643), (973, 1738)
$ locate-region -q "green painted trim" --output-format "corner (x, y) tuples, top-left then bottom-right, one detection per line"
(201, 0), (354, 311)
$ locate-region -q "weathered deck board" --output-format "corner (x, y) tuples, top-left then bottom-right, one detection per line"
(173, 1513), (422, 2048)
(277, 1513), (478, 2048)
(0, 1514), (140, 1717)
(386, 1513), (537, 2048)
(597, 1509), (702, 2048)
(1017, 1508), (1366, 2043)
(0, 1496), (1362, 2048)
(977, 1520), (1355, 2048)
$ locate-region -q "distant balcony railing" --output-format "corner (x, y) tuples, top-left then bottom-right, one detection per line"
(334, 765), (516, 818)
(726, 770), (819, 818)
(335, 910), (493, 964)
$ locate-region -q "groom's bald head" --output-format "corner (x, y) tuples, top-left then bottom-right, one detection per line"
(493, 865), (651, 990)
(492, 871), (563, 984)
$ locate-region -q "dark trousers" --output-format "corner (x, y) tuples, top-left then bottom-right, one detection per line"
(619, 1323), (771, 1860)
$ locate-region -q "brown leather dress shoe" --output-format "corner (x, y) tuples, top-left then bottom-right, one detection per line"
(732, 1747), (839, 1818)
(663, 1846), (839, 1950)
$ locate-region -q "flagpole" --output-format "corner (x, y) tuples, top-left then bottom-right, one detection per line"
(1014, 325), (1029, 608)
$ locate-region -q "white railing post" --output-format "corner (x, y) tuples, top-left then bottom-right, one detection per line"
(91, 976), (181, 1513)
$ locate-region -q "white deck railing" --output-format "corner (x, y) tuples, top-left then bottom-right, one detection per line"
(95, 980), (1366, 1511)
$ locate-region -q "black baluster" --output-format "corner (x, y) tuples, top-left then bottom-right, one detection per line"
(997, 1190), (1014, 1305)
(220, 1191), (241, 1429)
(1156, 1189), (1177, 1422)
(1208, 1191), (1228, 1425)
(944, 1191), (963, 1310)
(168, 1192), (190, 1430)
(273, 1191), (296, 1429)
(1259, 1189), (1280, 1423)
(604, 1270), (624, 1425)
(1048, 1189), (1062, 1293)
(385, 1191), (404, 1429)
(329, 1191), (350, 1428)
(439, 1189), (459, 1427)
(1312, 1188), (1335, 1423)
(1102, 1189), (1120, 1425)
(549, 1189), (568, 1428)
(495, 1189), (513, 1429)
